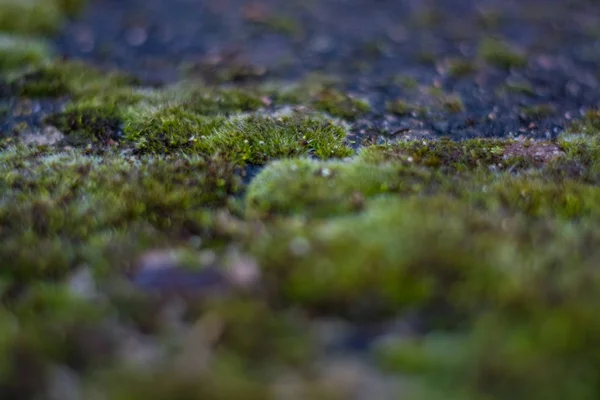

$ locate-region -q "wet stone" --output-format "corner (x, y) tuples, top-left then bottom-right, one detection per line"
(132, 250), (231, 297)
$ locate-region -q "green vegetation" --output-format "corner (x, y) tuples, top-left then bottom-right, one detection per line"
(386, 98), (422, 116)
(2, 109), (600, 398)
(505, 80), (536, 97)
(0, 34), (52, 72)
(0, 0), (85, 35)
(4, 1), (600, 398)
(0, 146), (241, 284)
(566, 109), (600, 135)
(273, 78), (371, 121)
(479, 37), (527, 69)
(123, 107), (352, 162)
(520, 104), (556, 120)
(11, 60), (139, 98)
(240, 133), (600, 398)
(427, 87), (465, 114)
(312, 88), (371, 120)
(447, 58), (478, 78)
(251, 14), (303, 38)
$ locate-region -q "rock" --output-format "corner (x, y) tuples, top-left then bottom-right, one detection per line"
(47, 366), (82, 400)
(132, 250), (230, 298)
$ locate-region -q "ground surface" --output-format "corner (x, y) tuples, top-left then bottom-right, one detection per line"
(2, 0), (600, 399)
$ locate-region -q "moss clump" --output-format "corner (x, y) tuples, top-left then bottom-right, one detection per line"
(0, 146), (240, 283)
(245, 138), (576, 219)
(250, 195), (503, 321)
(427, 87), (465, 114)
(4, 130), (600, 398)
(360, 138), (510, 171)
(246, 158), (423, 218)
(0, 0), (62, 35)
(250, 14), (303, 38)
(386, 99), (422, 116)
(442, 95), (464, 113)
(478, 37), (527, 70)
(504, 80), (536, 97)
(274, 79), (370, 121)
(311, 88), (371, 121)
(447, 58), (478, 78)
(12, 60), (139, 98)
(245, 138), (551, 218)
(179, 85), (266, 115)
(199, 114), (353, 164)
(44, 105), (121, 145)
(0, 34), (52, 72)
(124, 107), (352, 163)
(566, 109), (600, 136)
(240, 135), (600, 397)
(122, 104), (226, 154)
(0, 0), (85, 35)
(520, 104), (556, 120)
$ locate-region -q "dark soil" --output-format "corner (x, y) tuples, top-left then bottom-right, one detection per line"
(56, 0), (600, 140)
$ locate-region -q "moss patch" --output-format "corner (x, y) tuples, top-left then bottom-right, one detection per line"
(273, 78), (371, 121)
(566, 109), (600, 136)
(0, 0), (85, 35)
(478, 37), (527, 70)
(123, 107), (352, 163)
(11, 60), (139, 98)
(0, 34), (52, 73)
(0, 146), (240, 283)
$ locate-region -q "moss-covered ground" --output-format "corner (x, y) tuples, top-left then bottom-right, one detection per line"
(3, 0), (600, 399)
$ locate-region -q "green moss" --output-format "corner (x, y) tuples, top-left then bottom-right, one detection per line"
(272, 79), (370, 121)
(447, 58), (478, 78)
(0, 0), (84, 35)
(245, 138), (532, 218)
(44, 105), (121, 145)
(178, 85), (266, 115)
(311, 88), (371, 121)
(416, 50), (437, 66)
(54, 0), (86, 16)
(12, 60), (139, 98)
(478, 37), (527, 70)
(197, 113), (353, 164)
(520, 104), (556, 120)
(124, 106), (352, 163)
(122, 104), (226, 154)
(251, 14), (303, 38)
(239, 134), (600, 397)
(246, 158), (423, 218)
(360, 138), (509, 171)
(3, 129), (600, 398)
(0, 0), (62, 35)
(3, 14), (600, 394)
(245, 138), (578, 220)
(386, 99), (422, 116)
(0, 146), (240, 283)
(442, 94), (465, 113)
(426, 87), (465, 114)
(504, 80), (536, 97)
(0, 34), (52, 72)
(566, 109), (600, 136)
(392, 75), (419, 91)
(250, 195), (504, 320)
